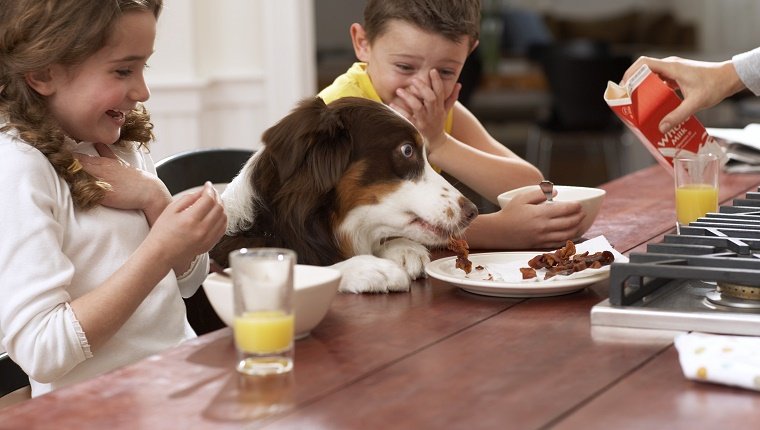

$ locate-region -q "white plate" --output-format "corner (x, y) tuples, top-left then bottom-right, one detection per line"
(426, 252), (609, 297)
(425, 236), (627, 298)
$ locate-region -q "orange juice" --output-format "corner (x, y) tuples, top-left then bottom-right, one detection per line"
(234, 310), (294, 354)
(675, 184), (718, 225)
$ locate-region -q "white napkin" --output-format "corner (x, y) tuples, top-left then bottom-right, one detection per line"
(674, 332), (760, 391)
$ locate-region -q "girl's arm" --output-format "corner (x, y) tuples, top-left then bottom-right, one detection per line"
(70, 186), (226, 350)
(75, 143), (211, 276)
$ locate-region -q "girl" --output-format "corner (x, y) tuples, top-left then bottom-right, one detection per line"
(0, 0), (227, 396)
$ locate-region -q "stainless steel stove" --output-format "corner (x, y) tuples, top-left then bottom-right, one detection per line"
(591, 190), (760, 336)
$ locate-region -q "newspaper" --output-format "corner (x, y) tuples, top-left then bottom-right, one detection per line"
(707, 124), (760, 173)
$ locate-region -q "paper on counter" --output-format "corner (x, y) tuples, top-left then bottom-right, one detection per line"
(707, 123), (760, 150)
(467, 235), (628, 283)
(674, 331), (760, 392)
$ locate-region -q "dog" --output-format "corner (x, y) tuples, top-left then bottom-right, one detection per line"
(210, 96), (478, 293)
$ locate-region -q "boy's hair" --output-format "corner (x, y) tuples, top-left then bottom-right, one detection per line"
(0, 0), (163, 209)
(363, 0), (481, 48)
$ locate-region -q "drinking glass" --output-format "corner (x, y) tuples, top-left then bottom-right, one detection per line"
(229, 248), (296, 376)
(674, 153), (720, 234)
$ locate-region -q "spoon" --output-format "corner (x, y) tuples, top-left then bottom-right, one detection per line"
(539, 180), (554, 202)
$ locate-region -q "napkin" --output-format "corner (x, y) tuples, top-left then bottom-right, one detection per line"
(674, 332), (760, 392)
(468, 235), (628, 283)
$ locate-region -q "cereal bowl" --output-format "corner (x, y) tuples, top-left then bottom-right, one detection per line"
(203, 264), (341, 339)
(497, 185), (605, 237)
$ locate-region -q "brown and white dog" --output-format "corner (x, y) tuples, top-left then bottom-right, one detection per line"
(210, 96), (478, 293)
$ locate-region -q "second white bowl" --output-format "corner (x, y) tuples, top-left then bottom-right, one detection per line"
(203, 264), (341, 339)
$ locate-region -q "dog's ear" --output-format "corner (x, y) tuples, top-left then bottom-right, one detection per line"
(262, 97), (352, 193)
(306, 98), (353, 193)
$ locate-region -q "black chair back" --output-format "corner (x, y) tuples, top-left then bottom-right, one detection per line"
(0, 352), (28, 397)
(155, 148), (254, 195)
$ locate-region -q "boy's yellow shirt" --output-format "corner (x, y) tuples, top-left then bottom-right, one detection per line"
(318, 62), (454, 133)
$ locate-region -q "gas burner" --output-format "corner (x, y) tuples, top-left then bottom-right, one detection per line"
(704, 282), (760, 310)
(591, 188), (760, 336)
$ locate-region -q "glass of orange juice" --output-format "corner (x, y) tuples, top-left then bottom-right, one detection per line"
(229, 248), (296, 376)
(674, 153), (720, 234)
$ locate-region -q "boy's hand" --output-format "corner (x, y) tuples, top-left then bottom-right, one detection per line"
(389, 69), (460, 153)
(497, 188), (584, 249)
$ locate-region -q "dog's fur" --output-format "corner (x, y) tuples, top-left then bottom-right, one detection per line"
(210, 97), (478, 293)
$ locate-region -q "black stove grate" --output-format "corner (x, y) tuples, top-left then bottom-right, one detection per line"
(609, 188), (760, 306)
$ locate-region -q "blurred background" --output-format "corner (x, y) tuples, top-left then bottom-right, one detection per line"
(146, 0), (760, 187)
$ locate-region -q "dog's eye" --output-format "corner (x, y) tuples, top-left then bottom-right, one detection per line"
(400, 143), (414, 158)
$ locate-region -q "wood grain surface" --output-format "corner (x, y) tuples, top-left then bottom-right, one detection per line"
(3, 165), (760, 430)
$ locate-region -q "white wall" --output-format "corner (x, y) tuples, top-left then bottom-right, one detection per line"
(145, 0), (316, 162)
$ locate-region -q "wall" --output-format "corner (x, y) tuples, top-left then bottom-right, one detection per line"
(497, 0), (760, 57)
(145, 0), (316, 162)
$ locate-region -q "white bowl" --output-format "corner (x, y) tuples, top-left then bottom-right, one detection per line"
(497, 185), (606, 237)
(203, 265), (341, 339)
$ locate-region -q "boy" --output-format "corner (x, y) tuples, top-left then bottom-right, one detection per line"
(319, 0), (585, 249)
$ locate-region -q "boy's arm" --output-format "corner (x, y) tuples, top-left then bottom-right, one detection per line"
(462, 189), (584, 250)
(428, 102), (543, 203)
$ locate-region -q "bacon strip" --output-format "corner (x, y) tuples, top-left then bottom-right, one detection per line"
(523, 241), (614, 280)
(448, 236), (472, 274)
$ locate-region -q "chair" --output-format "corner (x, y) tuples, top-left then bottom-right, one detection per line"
(525, 40), (631, 180)
(0, 352), (29, 401)
(155, 148), (254, 195)
(155, 148), (255, 335)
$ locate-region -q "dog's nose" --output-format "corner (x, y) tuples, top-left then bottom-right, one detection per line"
(460, 197), (478, 224)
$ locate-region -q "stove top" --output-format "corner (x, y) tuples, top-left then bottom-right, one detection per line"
(591, 190), (760, 336)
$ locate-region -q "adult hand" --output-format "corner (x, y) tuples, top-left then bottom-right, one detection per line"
(622, 56), (745, 133)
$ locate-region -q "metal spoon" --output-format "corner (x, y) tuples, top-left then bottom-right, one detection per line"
(539, 180), (554, 202)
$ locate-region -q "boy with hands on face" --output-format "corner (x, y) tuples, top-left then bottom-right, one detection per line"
(319, 0), (585, 249)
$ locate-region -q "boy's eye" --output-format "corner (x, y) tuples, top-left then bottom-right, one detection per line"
(437, 68), (456, 78)
(116, 68), (132, 77)
(395, 63), (414, 73)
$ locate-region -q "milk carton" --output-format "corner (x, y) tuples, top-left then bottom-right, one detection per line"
(604, 64), (725, 174)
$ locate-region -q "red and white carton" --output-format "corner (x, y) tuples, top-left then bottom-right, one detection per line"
(604, 64), (726, 175)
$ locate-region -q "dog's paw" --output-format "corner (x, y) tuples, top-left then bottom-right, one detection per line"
(331, 255), (410, 293)
(376, 238), (430, 280)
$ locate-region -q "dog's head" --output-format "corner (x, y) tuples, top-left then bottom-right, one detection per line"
(221, 96), (477, 266)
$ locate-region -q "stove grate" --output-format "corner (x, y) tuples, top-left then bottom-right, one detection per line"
(609, 198), (760, 306)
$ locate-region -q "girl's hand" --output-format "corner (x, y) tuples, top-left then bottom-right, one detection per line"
(75, 143), (171, 223)
(495, 188), (585, 249)
(389, 69), (461, 153)
(146, 182), (227, 268)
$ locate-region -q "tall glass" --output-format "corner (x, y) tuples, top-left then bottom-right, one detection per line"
(674, 153), (720, 234)
(229, 248), (296, 376)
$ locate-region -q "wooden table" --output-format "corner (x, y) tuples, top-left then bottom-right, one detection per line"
(4, 165), (760, 429)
